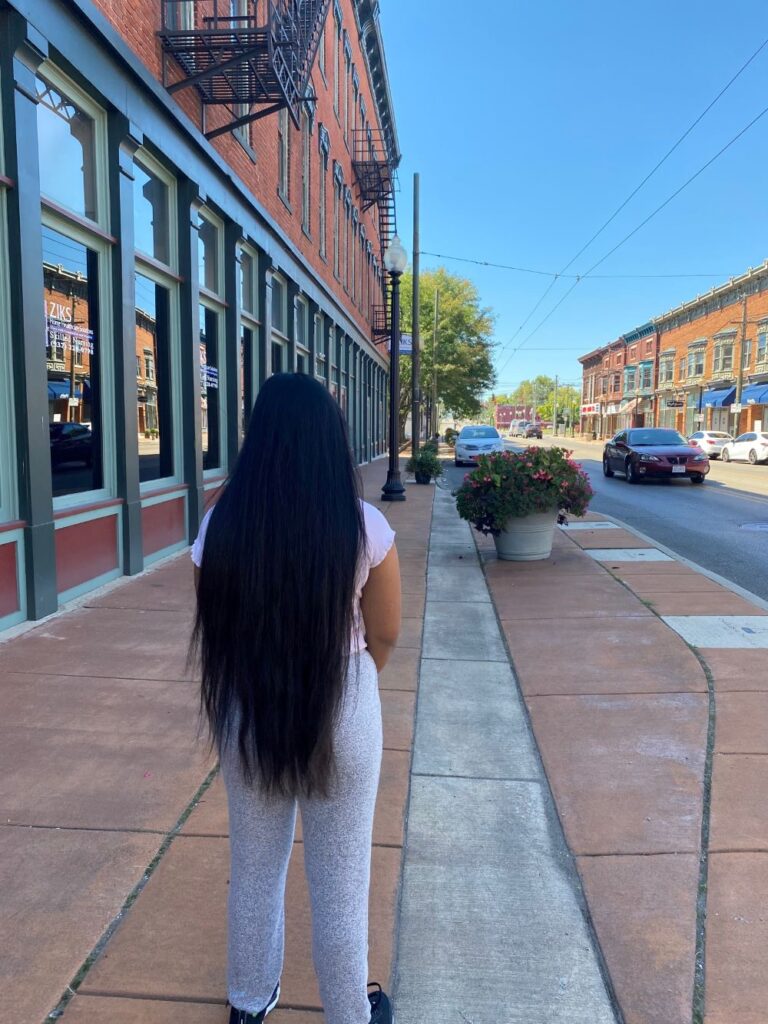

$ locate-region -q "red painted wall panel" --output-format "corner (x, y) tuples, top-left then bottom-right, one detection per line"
(142, 497), (186, 557)
(0, 542), (20, 618)
(55, 515), (120, 594)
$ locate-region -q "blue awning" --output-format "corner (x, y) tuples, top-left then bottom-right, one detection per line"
(47, 380), (85, 400)
(702, 386), (735, 408)
(742, 383), (768, 406)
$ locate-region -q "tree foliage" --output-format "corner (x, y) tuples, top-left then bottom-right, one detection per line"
(397, 268), (496, 430)
(485, 376), (581, 424)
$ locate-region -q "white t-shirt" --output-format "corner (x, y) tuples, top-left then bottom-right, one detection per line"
(191, 499), (395, 653)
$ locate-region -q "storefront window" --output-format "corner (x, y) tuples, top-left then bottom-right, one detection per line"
(198, 214), (219, 292)
(43, 227), (102, 497)
(240, 250), (255, 314)
(36, 76), (97, 221)
(241, 325), (253, 436)
(134, 161), (170, 264)
(135, 274), (173, 482)
(200, 304), (221, 470)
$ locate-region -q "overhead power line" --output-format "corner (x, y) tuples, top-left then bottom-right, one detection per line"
(419, 250), (730, 280)
(494, 34), (768, 373)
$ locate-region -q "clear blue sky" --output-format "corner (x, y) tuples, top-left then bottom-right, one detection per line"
(378, 0), (768, 395)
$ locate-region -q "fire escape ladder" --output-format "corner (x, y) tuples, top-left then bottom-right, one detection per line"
(352, 128), (398, 340)
(158, 0), (330, 138)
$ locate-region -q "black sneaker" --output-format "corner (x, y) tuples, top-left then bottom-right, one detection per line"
(229, 981), (280, 1024)
(368, 982), (393, 1024)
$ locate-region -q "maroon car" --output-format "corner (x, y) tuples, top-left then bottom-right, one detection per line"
(603, 428), (710, 485)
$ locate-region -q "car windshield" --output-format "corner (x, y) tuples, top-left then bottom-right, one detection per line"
(708, 432), (731, 439)
(460, 427), (499, 439)
(628, 429), (686, 446)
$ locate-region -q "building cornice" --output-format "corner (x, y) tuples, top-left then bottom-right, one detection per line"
(653, 260), (768, 328)
(354, 0), (401, 167)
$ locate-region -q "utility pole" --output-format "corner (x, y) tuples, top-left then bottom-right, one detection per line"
(431, 289), (439, 437)
(735, 292), (748, 436)
(411, 173), (420, 457)
(552, 375), (559, 437)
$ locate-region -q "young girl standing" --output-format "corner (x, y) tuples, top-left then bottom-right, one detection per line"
(192, 374), (401, 1024)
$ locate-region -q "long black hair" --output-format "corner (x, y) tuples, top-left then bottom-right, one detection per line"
(191, 373), (365, 797)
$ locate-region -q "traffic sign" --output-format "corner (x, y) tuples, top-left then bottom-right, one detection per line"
(732, 403), (743, 413)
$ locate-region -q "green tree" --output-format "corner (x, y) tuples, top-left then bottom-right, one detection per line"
(397, 268), (496, 435)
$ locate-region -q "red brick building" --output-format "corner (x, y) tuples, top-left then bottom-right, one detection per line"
(0, 0), (400, 631)
(579, 263), (768, 441)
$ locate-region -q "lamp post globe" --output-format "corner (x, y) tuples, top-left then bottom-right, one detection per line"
(381, 234), (407, 502)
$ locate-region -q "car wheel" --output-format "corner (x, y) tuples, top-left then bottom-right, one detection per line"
(602, 456), (614, 478)
(690, 474), (705, 484)
(749, 449), (758, 465)
(625, 459), (638, 484)
(454, 459), (461, 467)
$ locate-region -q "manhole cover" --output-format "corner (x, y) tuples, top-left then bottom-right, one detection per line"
(739, 523), (768, 532)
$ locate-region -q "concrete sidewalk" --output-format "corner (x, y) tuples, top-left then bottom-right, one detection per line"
(3, 456), (768, 1024)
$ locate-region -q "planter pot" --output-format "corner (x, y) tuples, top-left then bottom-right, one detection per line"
(414, 470), (432, 484)
(493, 509), (558, 561)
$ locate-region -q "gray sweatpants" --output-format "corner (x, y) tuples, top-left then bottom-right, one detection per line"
(220, 651), (382, 1024)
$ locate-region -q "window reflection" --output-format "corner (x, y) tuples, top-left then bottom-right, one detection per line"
(134, 161), (170, 264)
(43, 227), (102, 496)
(241, 325), (253, 436)
(135, 274), (174, 482)
(36, 77), (97, 221)
(198, 216), (218, 292)
(200, 304), (221, 469)
(240, 250), (255, 314)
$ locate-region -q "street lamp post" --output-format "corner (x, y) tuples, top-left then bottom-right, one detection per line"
(382, 234), (408, 502)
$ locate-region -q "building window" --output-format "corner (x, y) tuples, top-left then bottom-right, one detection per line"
(659, 357), (674, 384)
(318, 24), (326, 79)
(36, 74), (98, 222)
(640, 363), (653, 389)
(135, 274), (174, 483)
(333, 14), (341, 116)
(625, 368), (636, 392)
(687, 348), (704, 377)
(333, 178), (341, 278)
(350, 217), (357, 299)
(43, 227), (103, 498)
(198, 213), (220, 293)
(278, 108), (290, 203)
(713, 340), (734, 373)
(134, 158), (170, 265)
(239, 245), (259, 437)
(319, 147), (328, 259)
(742, 339), (752, 369)
(295, 297), (309, 373)
(757, 329), (768, 364)
(301, 110), (311, 234)
(679, 358), (686, 381)
(343, 42), (351, 143)
(271, 273), (288, 375)
(200, 304), (221, 471)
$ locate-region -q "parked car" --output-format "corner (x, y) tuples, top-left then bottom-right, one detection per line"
(49, 422), (93, 468)
(720, 432), (768, 464)
(688, 430), (733, 459)
(508, 420), (530, 437)
(602, 427), (710, 484)
(524, 422), (543, 439)
(455, 425), (505, 466)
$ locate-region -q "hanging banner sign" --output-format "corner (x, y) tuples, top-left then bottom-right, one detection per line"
(580, 403), (601, 415)
(387, 333), (413, 354)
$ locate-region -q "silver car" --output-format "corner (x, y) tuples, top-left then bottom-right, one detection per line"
(455, 425), (505, 466)
(688, 430), (733, 459)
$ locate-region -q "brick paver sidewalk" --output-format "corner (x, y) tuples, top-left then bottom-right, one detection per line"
(476, 511), (768, 1024)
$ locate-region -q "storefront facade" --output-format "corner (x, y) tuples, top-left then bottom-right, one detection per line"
(0, 0), (397, 631)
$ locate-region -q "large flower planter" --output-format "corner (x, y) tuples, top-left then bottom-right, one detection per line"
(493, 509), (558, 561)
(414, 470), (432, 484)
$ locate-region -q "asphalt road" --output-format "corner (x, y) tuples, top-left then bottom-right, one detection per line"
(442, 437), (768, 602)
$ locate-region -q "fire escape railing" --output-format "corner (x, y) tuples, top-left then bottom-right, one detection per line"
(352, 128), (397, 340)
(159, 0), (330, 139)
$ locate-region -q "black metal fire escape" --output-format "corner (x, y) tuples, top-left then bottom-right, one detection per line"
(159, 0), (330, 139)
(352, 128), (398, 339)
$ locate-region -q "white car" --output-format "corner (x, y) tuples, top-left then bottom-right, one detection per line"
(455, 425), (505, 466)
(721, 432), (768, 464)
(688, 430), (733, 459)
